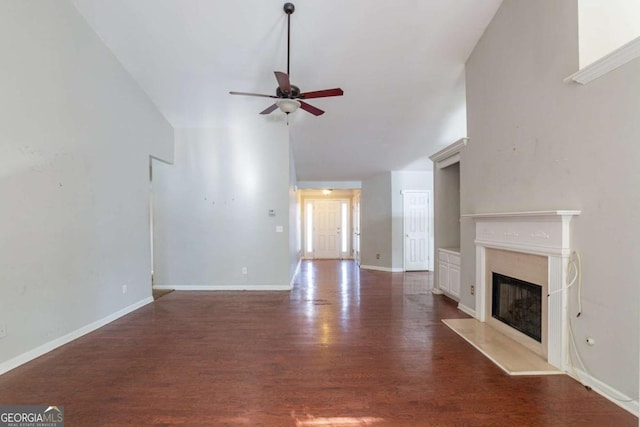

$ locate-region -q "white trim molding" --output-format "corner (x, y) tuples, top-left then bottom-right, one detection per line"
(360, 265), (404, 273)
(568, 368), (639, 416)
(464, 210), (581, 371)
(0, 297), (154, 376)
(154, 284), (293, 291)
(565, 36), (640, 85)
(457, 302), (476, 318)
(429, 137), (469, 167)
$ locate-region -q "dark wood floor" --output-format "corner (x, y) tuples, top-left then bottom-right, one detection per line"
(1, 260), (636, 426)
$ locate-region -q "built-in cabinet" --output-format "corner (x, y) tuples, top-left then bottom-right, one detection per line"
(438, 248), (460, 298)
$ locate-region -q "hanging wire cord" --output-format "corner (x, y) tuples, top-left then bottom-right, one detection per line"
(562, 251), (637, 403)
(548, 251), (582, 315)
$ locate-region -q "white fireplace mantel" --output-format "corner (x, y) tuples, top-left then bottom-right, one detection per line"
(462, 211), (581, 257)
(462, 210), (581, 218)
(463, 210), (581, 371)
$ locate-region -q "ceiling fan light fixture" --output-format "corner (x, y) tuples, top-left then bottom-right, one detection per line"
(276, 98), (300, 114)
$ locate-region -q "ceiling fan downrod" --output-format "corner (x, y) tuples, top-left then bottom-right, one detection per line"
(284, 3), (295, 76)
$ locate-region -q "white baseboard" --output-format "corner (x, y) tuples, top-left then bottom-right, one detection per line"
(360, 265), (404, 273)
(457, 302), (477, 318)
(0, 297), (153, 376)
(154, 284), (292, 291)
(567, 367), (639, 416)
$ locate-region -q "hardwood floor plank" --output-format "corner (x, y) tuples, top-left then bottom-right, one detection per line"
(0, 260), (635, 426)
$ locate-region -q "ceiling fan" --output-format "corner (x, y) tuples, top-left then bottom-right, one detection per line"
(230, 2), (344, 116)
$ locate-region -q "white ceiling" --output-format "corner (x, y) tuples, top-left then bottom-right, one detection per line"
(72, 0), (502, 182)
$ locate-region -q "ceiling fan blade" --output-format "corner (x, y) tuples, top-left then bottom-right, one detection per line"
(230, 91), (277, 99)
(259, 103), (278, 115)
(299, 88), (344, 99)
(274, 71), (291, 94)
(299, 101), (325, 116)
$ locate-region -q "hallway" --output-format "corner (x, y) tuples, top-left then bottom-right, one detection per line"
(0, 260), (634, 426)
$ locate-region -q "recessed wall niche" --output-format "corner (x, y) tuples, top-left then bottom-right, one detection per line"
(430, 138), (467, 298)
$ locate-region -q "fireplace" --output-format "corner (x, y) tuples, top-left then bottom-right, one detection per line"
(492, 273), (542, 342)
(484, 248), (547, 357)
(463, 210), (580, 371)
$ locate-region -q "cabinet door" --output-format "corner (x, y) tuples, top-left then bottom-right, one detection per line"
(439, 262), (449, 292)
(449, 264), (460, 297)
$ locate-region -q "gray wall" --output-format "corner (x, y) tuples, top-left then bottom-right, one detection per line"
(152, 123), (294, 289)
(361, 171), (433, 270)
(360, 173), (392, 268)
(435, 162), (461, 251)
(0, 1), (174, 368)
(464, 0), (639, 401)
(289, 145), (301, 279)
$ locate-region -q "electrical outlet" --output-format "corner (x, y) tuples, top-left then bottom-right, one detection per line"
(376, 253), (380, 260)
(242, 267), (248, 275)
(122, 284), (128, 294)
(470, 285), (475, 295)
(0, 321), (6, 338)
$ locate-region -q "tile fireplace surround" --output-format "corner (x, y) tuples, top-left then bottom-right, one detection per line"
(462, 211), (581, 371)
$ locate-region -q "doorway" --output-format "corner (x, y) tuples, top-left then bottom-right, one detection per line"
(149, 155), (173, 296)
(304, 198), (350, 259)
(149, 156), (155, 288)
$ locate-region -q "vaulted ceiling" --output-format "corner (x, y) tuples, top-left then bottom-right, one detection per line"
(72, 0), (502, 181)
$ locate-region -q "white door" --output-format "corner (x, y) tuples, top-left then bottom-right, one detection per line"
(313, 200), (341, 258)
(403, 191), (430, 271)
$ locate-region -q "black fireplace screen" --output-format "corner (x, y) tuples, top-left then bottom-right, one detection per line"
(492, 272), (542, 342)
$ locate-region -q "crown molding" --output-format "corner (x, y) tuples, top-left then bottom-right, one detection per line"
(429, 137), (468, 165)
(565, 36), (640, 85)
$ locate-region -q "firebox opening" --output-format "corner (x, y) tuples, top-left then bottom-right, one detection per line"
(491, 272), (542, 343)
